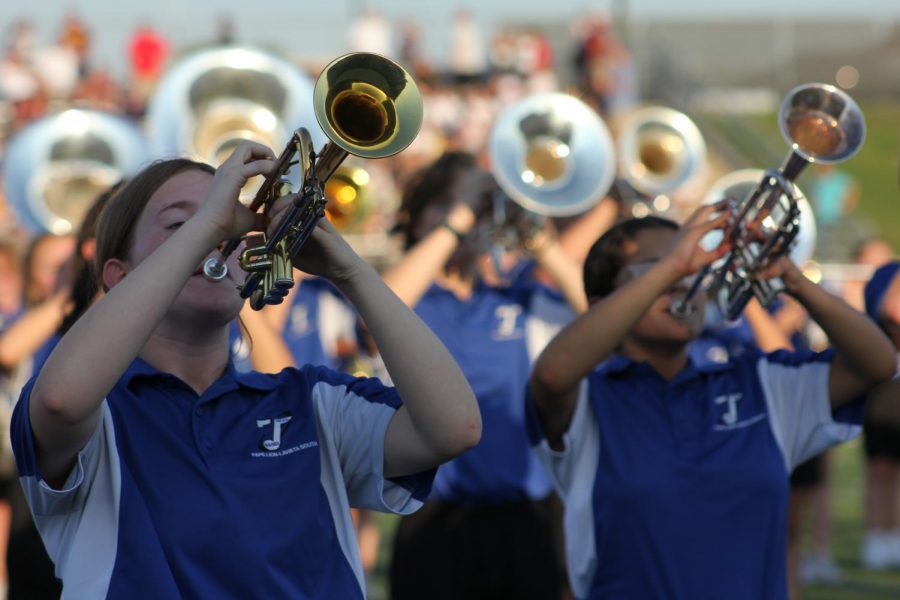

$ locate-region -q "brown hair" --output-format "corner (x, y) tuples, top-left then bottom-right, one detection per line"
(95, 158), (214, 290)
(394, 151), (495, 279)
(59, 181), (124, 333)
(23, 234), (73, 307)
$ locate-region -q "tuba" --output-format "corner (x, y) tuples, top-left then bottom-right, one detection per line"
(615, 106), (707, 216)
(202, 52), (422, 310)
(488, 92), (616, 218)
(145, 46), (323, 169)
(3, 109), (147, 234)
(671, 83), (864, 321)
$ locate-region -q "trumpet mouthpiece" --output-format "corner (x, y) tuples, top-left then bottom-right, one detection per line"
(203, 257), (229, 281)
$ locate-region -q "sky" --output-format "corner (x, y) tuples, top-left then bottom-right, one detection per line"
(2, 0), (898, 77)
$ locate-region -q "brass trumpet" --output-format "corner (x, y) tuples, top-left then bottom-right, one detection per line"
(202, 52), (423, 310)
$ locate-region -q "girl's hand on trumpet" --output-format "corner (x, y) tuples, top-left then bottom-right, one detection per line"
(264, 192), (365, 285)
(196, 141), (277, 242)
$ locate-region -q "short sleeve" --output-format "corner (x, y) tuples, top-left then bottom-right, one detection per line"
(757, 350), (861, 471)
(10, 379), (122, 595)
(309, 368), (434, 513)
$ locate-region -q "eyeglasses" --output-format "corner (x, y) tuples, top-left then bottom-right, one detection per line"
(616, 258), (701, 292)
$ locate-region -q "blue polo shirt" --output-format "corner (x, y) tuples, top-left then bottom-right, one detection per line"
(416, 279), (572, 504)
(690, 300), (810, 367)
(281, 278), (358, 370)
(12, 359), (433, 599)
(231, 278), (358, 374)
(527, 349), (862, 600)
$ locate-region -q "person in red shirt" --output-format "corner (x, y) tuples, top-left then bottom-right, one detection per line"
(127, 22), (169, 107)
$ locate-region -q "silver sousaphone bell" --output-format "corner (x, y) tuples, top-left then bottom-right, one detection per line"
(3, 109), (147, 234)
(488, 92), (616, 218)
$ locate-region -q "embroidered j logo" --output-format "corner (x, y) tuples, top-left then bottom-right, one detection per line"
(715, 393), (742, 426)
(257, 415), (293, 451)
(494, 305), (522, 338)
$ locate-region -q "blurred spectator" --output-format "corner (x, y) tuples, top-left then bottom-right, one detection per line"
(858, 252), (900, 571)
(448, 9), (488, 84)
(808, 164), (861, 227)
(0, 244), (22, 330)
(844, 238), (895, 313)
(489, 31), (518, 75)
(572, 12), (635, 117)
(398, 20), (433, 82)
(127, 21), (169, 109)
(72, 68), (123, 113)
(216, 13), (237, 46)
(0, 234), (73, 600)
(0, 21), (44, 132)
(808, 164), (861, 261)
(59, 13), (90, 78)
(347, 8), (393, 58)
(0, 242), (22, 596)
(32, 39), (79, 103)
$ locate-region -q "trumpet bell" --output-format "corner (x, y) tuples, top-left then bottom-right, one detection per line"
(779, 83), (865, 164)
(489, 93), (615, 217)
(617, 106), (707, 197)
(3, 109), (147, 234)
(314, 53), (423, 159)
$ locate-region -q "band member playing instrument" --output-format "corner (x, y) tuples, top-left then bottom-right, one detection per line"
(860, 261), (900, 568)
(385, 151), (584, 600)
(10, 142), (480, 598)
(527, 207), (896, 599)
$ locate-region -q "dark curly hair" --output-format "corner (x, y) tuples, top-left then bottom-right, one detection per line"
(583, 216), (679, 300)
(59, 181), (124, 334)
(394, 151), (494, 279)
(394, 151), (478, 249)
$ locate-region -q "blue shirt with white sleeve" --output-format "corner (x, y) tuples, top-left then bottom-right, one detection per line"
(12, 359), (433, 599)
(416, 278), (571, 504)
(527, 349), (862, 600)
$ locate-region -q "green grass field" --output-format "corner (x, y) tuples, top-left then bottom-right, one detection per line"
(799, 441), (900, 599)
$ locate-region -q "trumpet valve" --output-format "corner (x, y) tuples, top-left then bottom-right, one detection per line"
(272, 239), (294, 293)
(239, 235), (273, 273)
